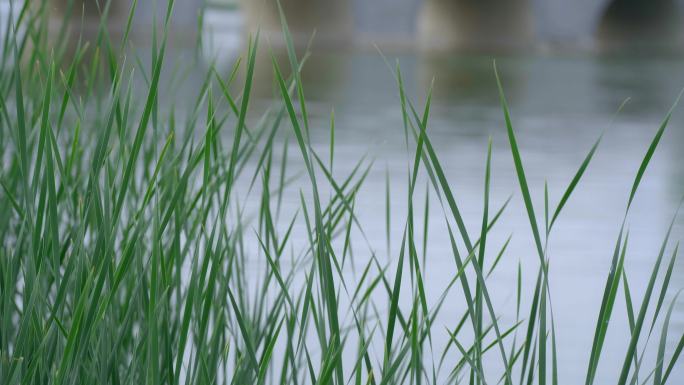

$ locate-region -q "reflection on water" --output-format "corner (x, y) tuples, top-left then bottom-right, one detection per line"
(199, 8), (684, 374)
(247, 48), (352, 105)
(201, 6), (242, 72)
(229, 48), (684, 383)
(417, 54), (528, 104)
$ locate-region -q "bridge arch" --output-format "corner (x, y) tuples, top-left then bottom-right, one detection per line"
(596, 0), (684, 47)
(43, 0), (684, 50)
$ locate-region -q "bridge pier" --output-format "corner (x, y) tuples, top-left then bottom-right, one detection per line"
(417, 0), (534, 50)
(242, 0), (353, 47)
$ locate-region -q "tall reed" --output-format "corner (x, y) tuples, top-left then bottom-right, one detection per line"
(0, 1), (682, 384)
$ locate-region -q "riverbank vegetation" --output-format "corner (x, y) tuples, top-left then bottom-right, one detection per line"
(0, 1), (682, 384)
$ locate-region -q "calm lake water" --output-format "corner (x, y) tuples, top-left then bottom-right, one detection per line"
(207, 46), (684, 382)
(99, 24), (684, 385)
(233, 50), (684, 383)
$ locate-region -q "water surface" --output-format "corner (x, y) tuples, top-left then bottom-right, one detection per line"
(233, 49), (684, 383)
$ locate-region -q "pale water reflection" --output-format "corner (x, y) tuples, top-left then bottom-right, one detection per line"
(227, 49), (684, 383)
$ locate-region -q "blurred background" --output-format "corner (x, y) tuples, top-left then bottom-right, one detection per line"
(4, 0), (684, 51)
(12, 0), (684, 50)
(2, 0), (684, 383)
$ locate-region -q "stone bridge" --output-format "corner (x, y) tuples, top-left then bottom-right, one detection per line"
(249, 0), (684, 48)
(48, 0), (684, 48)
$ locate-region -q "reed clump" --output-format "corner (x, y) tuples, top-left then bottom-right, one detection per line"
(0, 1), (682, 384)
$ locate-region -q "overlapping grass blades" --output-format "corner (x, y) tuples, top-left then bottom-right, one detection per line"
(0, 1), (682, 384)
